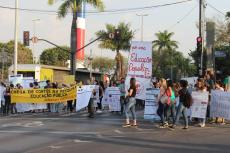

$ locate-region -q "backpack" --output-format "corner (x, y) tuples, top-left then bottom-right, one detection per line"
(184, 90), (193, 108)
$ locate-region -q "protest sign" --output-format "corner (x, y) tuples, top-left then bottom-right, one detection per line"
(125, 41), (152, 100)
(76, 85), (97, 111)
(103, 87), (121, 112)
(9, 74), (23, 85)
(190, 91), (209, 119)
(11, 86), (77, 103)
(144, 88), (160, 120)
(210, 90), (230, 120)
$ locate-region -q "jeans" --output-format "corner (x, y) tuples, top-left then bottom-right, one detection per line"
(174, 102), (188, 127)
(120, 96), (125, 114)
(166, 102), (176, 123)
(157, 102), (167, 124)
(125, 97), (136, 120)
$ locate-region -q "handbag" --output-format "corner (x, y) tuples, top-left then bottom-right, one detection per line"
(160, 95), (168, 104)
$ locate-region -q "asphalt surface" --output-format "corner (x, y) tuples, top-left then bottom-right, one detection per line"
(0, 111), (229, 153)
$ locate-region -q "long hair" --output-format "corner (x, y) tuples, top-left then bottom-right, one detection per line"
(130, 78), (136, 89)
(160, 78), (167, 90)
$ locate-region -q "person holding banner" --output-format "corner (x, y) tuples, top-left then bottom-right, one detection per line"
(196, 78), (208, 127)
(171, 80), (189, 129)
(123, 78), (137, 128)
(214, 81), (225, 124)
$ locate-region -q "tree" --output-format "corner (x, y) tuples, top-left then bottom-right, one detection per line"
(90, 57), (115, 74)
(0, 41), (33, 79)
(40, 46), (70, 67)
(96, 22), (135, 80)
(48, 0), (104, 75)
(152, 30), (178, 75)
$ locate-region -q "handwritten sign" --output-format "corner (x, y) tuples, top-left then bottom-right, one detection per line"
(125, 41), (152, 100)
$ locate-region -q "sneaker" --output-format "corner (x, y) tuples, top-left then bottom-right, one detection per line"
(200, 123), (205, 128)
(164, 122), (169, 127)
(169, 124), (176, 129)
(182, 126), (189, 129)
(123, 124), (131, 128)
(96, 110), (102, 113)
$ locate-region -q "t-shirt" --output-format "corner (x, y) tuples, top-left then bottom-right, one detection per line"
(128, 86), (136, 97)
(179, 88), (187, 104)
(224, 76), (230, 91)
(118, 83), (125, 97)
(170, 90), (176, 101)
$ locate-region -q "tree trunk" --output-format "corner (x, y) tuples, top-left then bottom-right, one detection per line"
(115, 50), (124, 80)
(70, 12), (77, 77)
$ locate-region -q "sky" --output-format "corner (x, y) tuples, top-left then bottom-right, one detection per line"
(0, 0), (229, 61)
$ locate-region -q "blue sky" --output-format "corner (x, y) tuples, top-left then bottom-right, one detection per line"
(0, 0), (229, 60)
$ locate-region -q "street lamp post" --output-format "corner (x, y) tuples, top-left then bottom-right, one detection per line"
(13, 0), (19, 75)
(32, 19), (40, 63)
(136, 14), (148, 41)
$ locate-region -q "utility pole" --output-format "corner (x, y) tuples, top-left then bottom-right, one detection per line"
(13, 0), (19, 75)
(32, 19), (40, 64)
(89, 49), (93, 79)
(199, 0), (206, 76)
(136, 14), (148, 41)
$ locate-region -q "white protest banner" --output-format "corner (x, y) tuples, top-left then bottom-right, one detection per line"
(16, 77), (35, 113)
(210, 90), (230, 120)
(125, 41), (152, 100)
(190, 91), (209, 119)
(76, 85), (95, 111)
(102, 87), (121, 111)
(9, 74), (23, 86)
(144, 88), (160, 120)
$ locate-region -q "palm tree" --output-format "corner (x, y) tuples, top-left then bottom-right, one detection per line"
(152, 30), (178, 77)
(48, 0), (104, 76)
(96, 22), (134, 80)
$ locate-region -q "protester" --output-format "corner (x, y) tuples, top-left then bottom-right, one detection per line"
(171, 80), (189, 129)
(214, 80), (225, 124)
(196, 78), (208, 127)
(10, 84), (17, 114)
(157, 78), (168, 128)
(0, 82), (6, 114)
(123, 78), (137, 128)
(88, 78), (96, 118)
(223, 76), (230, 92)
(166, 80), (176, 125)
(44, 80), (52, 112)
(97, 81), (104, 113)
(3, 85), (11, 116)
(118, 78), (126, 115)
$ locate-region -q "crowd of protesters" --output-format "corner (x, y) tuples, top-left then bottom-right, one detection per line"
(152, 70), (230, 130)
(0, 71), (229, 130)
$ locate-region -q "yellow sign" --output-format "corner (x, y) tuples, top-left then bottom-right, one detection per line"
(11, 86), (77, 103)
(63, 75), (75, 85)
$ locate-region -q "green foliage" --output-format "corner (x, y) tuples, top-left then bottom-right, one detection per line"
(96, 22), (135, 52)
(0, 41), (33, 64)
(215, 46), (230, 77)
(40, 46), (70, 66)
(91, 57), (115, 74)
(153, 49), (195, 80)
(153, 30), (178, 54)
(48, 0), (104, 18)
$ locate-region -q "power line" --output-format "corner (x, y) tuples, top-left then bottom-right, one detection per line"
(0, 0), (193, 16)
(207, 2), (226, 16)
(167, 4), (198, 30)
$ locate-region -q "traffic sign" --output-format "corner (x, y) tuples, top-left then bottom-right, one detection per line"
(108, 33), (114, 39)
(215, 51), (226, 58)
(31, 37), (38, 43)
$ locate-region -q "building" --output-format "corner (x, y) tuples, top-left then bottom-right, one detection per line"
(8, 64), (103, 83)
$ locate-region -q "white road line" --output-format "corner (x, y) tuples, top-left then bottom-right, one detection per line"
(114, 129), (123, 134)
(73, 139), (91, 143)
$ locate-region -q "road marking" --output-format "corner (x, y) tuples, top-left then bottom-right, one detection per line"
(114, 129), (123, 134)
(49, 145), (63, 149)
(2, 121), (44, 128)
(73, 139), (91, 143)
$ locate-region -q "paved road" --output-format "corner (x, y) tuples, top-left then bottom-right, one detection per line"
(0, 111), (229, 153)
